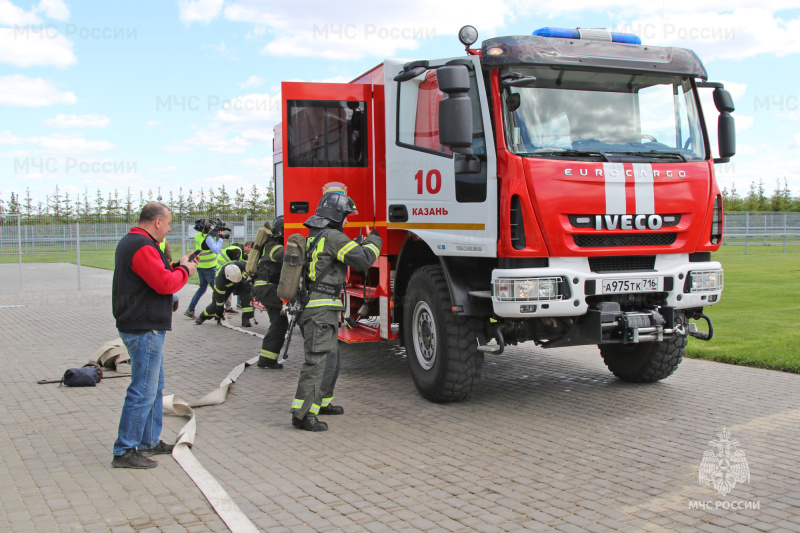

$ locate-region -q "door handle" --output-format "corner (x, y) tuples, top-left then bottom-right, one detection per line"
(388, 204), (408, 222)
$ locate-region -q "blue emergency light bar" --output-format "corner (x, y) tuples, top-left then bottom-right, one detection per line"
(533, 27), (641, 45)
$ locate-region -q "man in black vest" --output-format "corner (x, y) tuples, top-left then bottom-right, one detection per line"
(112, 202), (198, 468)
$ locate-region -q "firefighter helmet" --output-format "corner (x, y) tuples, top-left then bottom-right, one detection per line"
(304, 192), (358, 228)
(223, 263), (243, 283)
(272, 215), (284, 239)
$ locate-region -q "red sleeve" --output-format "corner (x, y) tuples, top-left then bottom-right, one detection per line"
(131, 245), (189, 294)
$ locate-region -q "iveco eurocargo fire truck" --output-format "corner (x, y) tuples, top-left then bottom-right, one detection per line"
(273, 25), (735, 402)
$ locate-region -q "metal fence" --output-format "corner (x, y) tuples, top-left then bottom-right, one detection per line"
(722, 212), (800, 253)
(0, 213), (275, 291)
(2, 211), (797, 291)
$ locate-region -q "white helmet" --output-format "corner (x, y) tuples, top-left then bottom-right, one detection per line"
(223, 263), (242, 283)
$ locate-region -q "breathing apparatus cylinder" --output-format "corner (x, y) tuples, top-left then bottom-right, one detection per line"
(277, 233), (307, 301)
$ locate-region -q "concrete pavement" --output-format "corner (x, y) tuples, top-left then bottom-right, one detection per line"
(1, 265), (799, 532)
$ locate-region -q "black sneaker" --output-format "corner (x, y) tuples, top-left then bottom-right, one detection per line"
(257, 356), (283, 369)
(112, 449), (157, 469)
(292, 415), (328, 432)
(139, 441), (175, 456)
(318, 404), (344, 415)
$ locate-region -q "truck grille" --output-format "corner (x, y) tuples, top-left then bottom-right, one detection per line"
(588, 256), (656, 273)
(573, 233), (677, 248)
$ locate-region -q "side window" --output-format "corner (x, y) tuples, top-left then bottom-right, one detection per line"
(287, 100), (367, 167)
(397, 69), (486, 157)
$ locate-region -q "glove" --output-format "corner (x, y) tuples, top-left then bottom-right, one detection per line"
(370, 228), (379, 237)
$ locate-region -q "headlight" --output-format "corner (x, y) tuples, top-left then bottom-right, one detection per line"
(494, 278), (563, 301)
(687, 270), (724, 292)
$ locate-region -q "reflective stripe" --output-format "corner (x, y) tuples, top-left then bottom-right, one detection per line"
(364, 243), (380, 258)
(260, 349), (278, 360)
(309, 403), (320, 415)
(291, 399), (304, 409)
(308, 238), (325, 281)
(213, 285), (227, 295)
(268, 245), (282, 261)
(254, 280), (268, 287)
(306, 299), (342, 308)
(242, 307), (253, 313)
(337, 241), (357, 262)
(321, 396), (334, 407)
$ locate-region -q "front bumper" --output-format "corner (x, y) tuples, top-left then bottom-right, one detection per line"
(491, 254), (722, 318)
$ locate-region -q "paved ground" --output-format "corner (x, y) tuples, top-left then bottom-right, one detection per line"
(1, 265), (799, 533)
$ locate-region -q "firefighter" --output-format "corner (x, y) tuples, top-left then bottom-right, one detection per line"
(194, 260), (255, 327)
(184, 219), (226, 319)
(290, 193), (382, 432)
(217, 240), (254, 313)
(252, 216), (287, 369)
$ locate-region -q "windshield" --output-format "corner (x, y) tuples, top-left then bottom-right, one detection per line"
(502, 67), (706, 161)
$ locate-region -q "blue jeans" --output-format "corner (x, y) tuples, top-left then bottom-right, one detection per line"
(113, 330), (166, 455)
(187, 267), (216, 312)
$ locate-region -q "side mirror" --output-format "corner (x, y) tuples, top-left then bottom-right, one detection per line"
(714, 88), (735, 163)
(437, 65), (473, 155)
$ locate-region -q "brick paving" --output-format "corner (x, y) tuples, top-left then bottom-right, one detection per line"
(1, 265), (799, 532)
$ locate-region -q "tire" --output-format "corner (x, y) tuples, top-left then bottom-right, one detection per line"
(403, 265), (484, 402)
(600, 334), (687, 383)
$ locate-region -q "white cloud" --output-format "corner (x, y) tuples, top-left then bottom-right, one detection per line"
(167, 127), (251, 154)
(151, 165), (179, 172)
(614, 8), (800, 61)
(178, 0), (224, 24)
(214, 92), (280, 125)
(201, 174), (248, 188)
(239, 75), (264, 89)
(45, 114), (109, 128)
(146, 119), (163, 128)
(35, 0), (70, 21)
(239, 157), (272, 167)
(0, 75), (76, 107)
(0, 0), (40, 24)
(221, 0), (509, 60)
(37, 134), (114, 152)
(0, 27), (77, 68)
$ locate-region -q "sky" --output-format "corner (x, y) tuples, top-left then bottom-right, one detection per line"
(0, 0), (799, 209)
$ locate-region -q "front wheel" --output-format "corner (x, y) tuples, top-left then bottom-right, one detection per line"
(600, 333), (686, 383)
(403, 265), (484, 402)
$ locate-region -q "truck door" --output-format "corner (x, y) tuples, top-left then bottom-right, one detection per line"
(280, 82), (374, 237)
(384, 56), (497, 257)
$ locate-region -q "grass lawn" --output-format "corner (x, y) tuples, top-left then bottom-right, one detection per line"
(686, 244), (800, 373)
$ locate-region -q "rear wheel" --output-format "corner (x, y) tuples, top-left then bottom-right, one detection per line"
(403, 265), (483, 402)
(600, 333), (686, 383)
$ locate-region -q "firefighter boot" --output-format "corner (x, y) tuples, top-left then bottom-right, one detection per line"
(195, 314), (209, 325)
(318, 404), (344, 415)
(292, 415), (328, 432)
(257, 356), (283, 369)
(241, 317), (252, 328)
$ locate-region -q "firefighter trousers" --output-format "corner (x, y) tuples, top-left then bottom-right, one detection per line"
(201, 283), (254, 323)
(253, 282), (288, 361)
(291, 307), (341, 419)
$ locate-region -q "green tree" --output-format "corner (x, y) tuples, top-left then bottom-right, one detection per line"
(106, 190), (121, 216)
(63, 191), (74, 219)
(185, 188), (196, 216)
(215, 185), (232, 219)
(49, 185), (63, 217)
(244, 184), (262, 216)
(94, 189), (105, 216)
(7, 191), (19, 214)
(196, 188), (206, 215)
(23, 188), (34, 217)
(123, 187), (136, 221)
(233, 187), (246, 215)
(207, 187), (217, 216)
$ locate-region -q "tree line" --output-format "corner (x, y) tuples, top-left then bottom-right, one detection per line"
(721, 178), (799, 212)
(0, 184), (276, 222)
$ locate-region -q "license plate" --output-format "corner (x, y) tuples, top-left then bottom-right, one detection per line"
(602, 277), (660, 293)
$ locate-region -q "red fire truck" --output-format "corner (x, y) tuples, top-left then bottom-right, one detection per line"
(273, 25), (734, 402)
